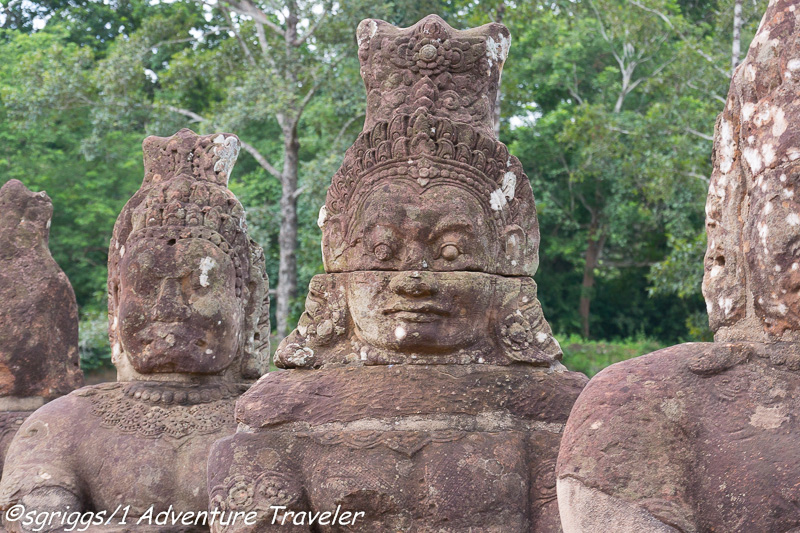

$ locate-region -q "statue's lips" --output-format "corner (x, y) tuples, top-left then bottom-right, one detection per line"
(383, 304), (450, 323)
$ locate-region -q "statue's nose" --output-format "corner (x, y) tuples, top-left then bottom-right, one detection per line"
(389, 271), (438, 297)
(153, 277), (191, 321)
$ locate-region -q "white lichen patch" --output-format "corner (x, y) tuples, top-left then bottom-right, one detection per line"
(742, 102), (756, 121)
(750, 404), (788, 429)
(501, 172), (517, 201)
(743, 147), (763, 175)
(772, 107), (787, 137)
(317, 205), (327, 229)
(718, 296), (734, 316)
(787, 213), (800, 226)
(718, 119), (735, 174)
(778, 303), (788, 315)
(490, 189), (507, 211)
(789, 58), (800, 71)
(762, 143), (777, 166)
(788, 148), (800, 161)
(199, 256), (217, 288)
(485, 34), (511, 67)
(120, 245), (125, 259)
(357, 20), (378, 46)
(709, 264), (724, 279)
(394, 326), (407, 341)
(536, 331), (548, 343)
(213, 135), (240, 182)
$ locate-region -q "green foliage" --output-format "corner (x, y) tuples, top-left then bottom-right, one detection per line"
(78, 309), (113, 371)
(0, 0), (770, 375)
(559, 333), (664, 376)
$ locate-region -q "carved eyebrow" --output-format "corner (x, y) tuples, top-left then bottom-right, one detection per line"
(431, 219), (474, 237)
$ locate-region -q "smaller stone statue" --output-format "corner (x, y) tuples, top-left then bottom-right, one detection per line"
(208, 15), (586, 532)
(557, 2), (800, 532)
(0, 179), (83, 474)
(0, 130), (269, 532)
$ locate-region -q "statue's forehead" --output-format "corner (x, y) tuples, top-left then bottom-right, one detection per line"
(122, 237), (230, 273)
(358, 182), (489, 224)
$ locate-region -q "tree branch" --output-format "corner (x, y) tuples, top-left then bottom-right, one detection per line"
(294, 11), (327, 47)
(686, 128), (713, 141)
(628, 0), (731, 79)
(225, 0), (284, 38)
(219, 4), (257, 67)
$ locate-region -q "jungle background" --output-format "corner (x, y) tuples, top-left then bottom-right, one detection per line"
(0, 0), (765, 376)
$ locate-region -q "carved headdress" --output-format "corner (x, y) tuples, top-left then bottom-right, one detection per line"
(108, 129), (269, 379)
(321, 15), (539, 277)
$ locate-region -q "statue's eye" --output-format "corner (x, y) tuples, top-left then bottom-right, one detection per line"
(374, 243), (393, 261)
(440, 243), (461, 261)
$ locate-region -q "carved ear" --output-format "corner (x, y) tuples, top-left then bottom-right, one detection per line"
(503, 224), (526, 265)
(274, 274), (349, 369)
(495, 277), (561, 365)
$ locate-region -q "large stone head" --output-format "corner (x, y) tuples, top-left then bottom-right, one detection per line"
(0, 179), (83, 400)
(108, 129), (269, 381)
(703, 0), (800, 341)
(276, 16), (560, 368)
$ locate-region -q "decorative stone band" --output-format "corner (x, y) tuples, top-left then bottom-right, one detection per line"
(322, 109), (538, 276)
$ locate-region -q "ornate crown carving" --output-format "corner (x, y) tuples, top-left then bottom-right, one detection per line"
(321, 108), (539, 276)
(357, 15), (509, 135)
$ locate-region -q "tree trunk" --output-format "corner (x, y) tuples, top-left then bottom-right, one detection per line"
(493, 2), (505, 139)
(579, 225), (606, 339)
(276, 126), (300, 339)
(732, 0), (743, 70)
(275, 0), (300, 339)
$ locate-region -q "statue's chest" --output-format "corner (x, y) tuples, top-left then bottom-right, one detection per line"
(299, 429), (533, 531)
(695, 368), (800, 531)
(82, 389), (238, 515)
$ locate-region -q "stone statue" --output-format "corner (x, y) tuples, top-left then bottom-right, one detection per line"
(556, 2), (800, 532)
(208, 15), (587, 532)
(0, 179), (83, 474)
(0, 129), (269, 532)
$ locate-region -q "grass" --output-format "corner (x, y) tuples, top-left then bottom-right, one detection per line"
(558, 334), (664, 377)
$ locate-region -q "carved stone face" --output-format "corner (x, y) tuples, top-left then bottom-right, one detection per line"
(117, 237), (242, 374)
(347, 270), (494, 353)
(343, 181), (497, 354)
(350, 181), (497, 272)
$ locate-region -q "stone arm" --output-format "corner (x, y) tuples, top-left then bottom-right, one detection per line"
(555, 351), (697, 533)
(208, 431), (311, 533)
(0, 402), (85, 533)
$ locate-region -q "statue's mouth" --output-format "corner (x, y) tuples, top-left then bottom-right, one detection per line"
(383, 304), (450, 322)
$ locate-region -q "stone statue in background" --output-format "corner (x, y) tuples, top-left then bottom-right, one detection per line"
(557, 2), (800, 531)
(0, 129), (269, 532)
(0, 179), (83, 474)
(208, 15), (586, 532)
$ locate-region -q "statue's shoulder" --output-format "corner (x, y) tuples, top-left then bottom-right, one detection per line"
(238, 364), (589, 428)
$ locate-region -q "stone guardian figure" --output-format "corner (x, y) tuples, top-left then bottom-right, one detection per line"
(208, 15), (586, 532)
(557, 1), (800, 531)
(0, 129), (269, 532)
(0, 179), (83, 474)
